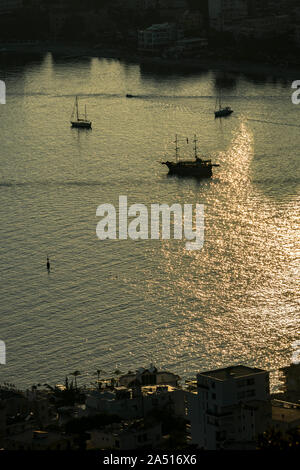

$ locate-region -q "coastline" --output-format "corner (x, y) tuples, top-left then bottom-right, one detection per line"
(0, 41), (298, 80)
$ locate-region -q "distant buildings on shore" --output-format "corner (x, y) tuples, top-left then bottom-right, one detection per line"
(138, 22), (208, 58)
(0, 0), (22, 15)
(0, 362), (299, 450)
(1, 0), (300, 55)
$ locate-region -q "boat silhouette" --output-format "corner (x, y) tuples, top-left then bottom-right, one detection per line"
(161, 135), (219, 179)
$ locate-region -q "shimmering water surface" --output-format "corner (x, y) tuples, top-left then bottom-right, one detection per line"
(0, 53), (299, 390)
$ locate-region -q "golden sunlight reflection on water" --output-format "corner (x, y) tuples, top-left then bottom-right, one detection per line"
(0, 56), (299, 389)
(142, 121), (299, 390)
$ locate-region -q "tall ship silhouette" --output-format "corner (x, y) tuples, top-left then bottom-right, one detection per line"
(161, 135), (220, 178)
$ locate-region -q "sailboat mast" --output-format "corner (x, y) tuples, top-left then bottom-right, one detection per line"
(76, 96), (79, 121)
(194, 135), (198, 159)
(175, 134), (179, 162)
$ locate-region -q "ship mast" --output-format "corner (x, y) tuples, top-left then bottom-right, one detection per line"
(76, 96), (79, 121)
(194, 134), (198, 159)
(174, 134), (179, 162)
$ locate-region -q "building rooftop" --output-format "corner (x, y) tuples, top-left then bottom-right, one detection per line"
(141, 384), (177, 395)
(272, 406), (300, 424)
(198, 365), (267, 382)
(5, 430), (70, 445)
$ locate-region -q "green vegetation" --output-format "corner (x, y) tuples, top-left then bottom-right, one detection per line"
(257, 427), (300, 450)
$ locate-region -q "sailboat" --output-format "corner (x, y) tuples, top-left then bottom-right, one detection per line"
(70, 96), (92, 129)
(214, 91), (233, 118)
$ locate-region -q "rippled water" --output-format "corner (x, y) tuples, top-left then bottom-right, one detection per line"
(0, 53), (299, 390)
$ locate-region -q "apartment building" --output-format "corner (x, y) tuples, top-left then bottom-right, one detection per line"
(187, 365), (271, 449)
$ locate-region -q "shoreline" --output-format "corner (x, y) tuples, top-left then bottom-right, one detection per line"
(0, 41), (299, 80)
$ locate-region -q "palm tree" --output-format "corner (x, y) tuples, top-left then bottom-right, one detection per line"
(113, 369), (122, 387)
(71, 370), (81, 390)
(65, 376), (69, 390)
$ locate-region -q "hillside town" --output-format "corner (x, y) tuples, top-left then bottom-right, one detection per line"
(0, 362), (299, 450)
(0, 0), (300, 65)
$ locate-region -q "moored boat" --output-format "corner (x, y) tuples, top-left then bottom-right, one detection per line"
(161, 135), (219, 179)
(70, 96), (92, 129)
(214, 91), (233, 118)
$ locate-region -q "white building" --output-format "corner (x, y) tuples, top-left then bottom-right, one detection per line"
(187, 365), (271, 450)
(280, 363), (300, 398)
(138, 23), (184, 51)
(87, 420), (162, 450)
(85, 384), (185, 420)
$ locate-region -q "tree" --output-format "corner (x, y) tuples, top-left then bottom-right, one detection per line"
(111, 369), (122, 388)
(71, 370), (81, 390)
(95, 369), (106, 391)
(257, 427), (300, 450)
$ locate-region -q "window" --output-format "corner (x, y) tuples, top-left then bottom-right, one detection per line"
(115, 440), (120, 448)
(212, 393), (216, 400)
